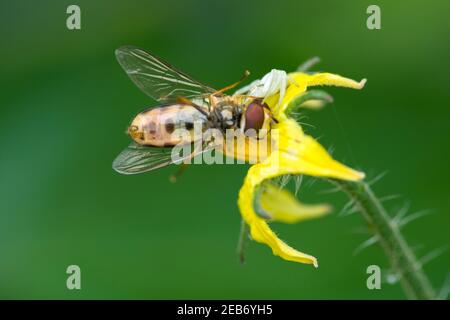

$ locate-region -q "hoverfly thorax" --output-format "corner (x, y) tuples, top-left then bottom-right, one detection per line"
(208, 95), (244, 131)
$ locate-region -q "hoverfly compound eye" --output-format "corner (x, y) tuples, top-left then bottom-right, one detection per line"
(243, 100), (267, 136)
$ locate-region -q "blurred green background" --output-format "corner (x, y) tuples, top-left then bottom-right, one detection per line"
(1, 0), (449, 299)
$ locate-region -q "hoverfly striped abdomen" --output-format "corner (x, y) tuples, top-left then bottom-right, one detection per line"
(128, 104), (209, 147)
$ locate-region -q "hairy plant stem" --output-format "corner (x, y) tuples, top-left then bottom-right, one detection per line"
(329, 179), (435, 300)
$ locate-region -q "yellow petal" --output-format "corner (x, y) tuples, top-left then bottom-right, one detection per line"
(237, 118), (364, 266)
(238, 168), (319, 266)
(290, 72), (366, 90)
(270, 81), (307, 119)
(269, 72), (366, 118)
(259, 182), (331, 223)
(251, 218), (319, 266)
(220, 131), (272, 163)
(274, 119), (365, 181)
(235, 69), (366, 265)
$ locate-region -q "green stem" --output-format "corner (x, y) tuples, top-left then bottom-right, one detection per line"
(330, 179), (436, 299)
(236, 219), (249, 264)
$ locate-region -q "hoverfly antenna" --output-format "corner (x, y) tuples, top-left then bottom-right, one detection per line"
(213, 69), (252, 96)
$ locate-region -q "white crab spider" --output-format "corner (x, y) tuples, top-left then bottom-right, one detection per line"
(235, 69), (291, 106)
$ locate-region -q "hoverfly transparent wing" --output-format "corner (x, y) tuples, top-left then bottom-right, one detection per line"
(115, 46), (217, 103)
(113, 143), (174, 174)
(112, 142), (216, 175)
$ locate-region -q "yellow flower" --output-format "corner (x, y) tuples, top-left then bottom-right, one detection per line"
(233, 70), (366, 267)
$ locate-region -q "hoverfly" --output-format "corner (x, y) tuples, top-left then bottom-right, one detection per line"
(113, 46), (276, 175)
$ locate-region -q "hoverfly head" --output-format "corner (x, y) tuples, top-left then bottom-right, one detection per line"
(240, 99), (271, 138)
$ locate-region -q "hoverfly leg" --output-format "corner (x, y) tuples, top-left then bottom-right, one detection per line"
(261, 103), (279, 124)
(169, 141), (205, 183)
(233, 94), (259, 100)
(176, 96), (210, 118)
(169, 163), (189, 183)
(231, 93), (260, 106)
(212, 70), (251, 96)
